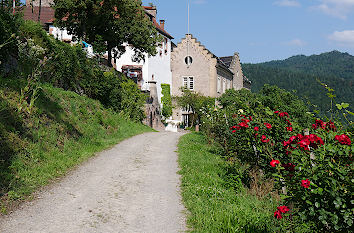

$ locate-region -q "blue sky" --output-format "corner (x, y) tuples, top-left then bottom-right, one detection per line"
(142, 0), (354, 63)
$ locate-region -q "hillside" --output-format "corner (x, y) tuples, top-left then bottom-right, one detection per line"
(243, 51), (354, 116)
(0, 81), (152, 211)
(0, 14), (152, 211)
(260, 51), (354, 80)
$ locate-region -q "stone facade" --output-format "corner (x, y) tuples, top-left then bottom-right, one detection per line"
(220, 53), (246, 90)
(29, 0), (53, 7)
(171, 34), (248, 123)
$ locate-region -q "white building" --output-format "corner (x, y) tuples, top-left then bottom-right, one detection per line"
(23, 2), (173, 108)
(113, 6), (174, 107)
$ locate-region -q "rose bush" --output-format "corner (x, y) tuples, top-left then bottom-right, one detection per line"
(195, 87), (353, 231)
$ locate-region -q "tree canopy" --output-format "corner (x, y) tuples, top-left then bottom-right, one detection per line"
(53, 0), (160, 65)
(243, 51), (354, 118)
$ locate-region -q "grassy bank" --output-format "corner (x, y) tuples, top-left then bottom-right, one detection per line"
(0, 82), (152, 213)
(178, 132), (282, 232)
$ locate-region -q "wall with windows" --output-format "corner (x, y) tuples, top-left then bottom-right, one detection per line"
(171, 34), (216, 99)
(216, 66), (233, 96)
(113, 43), (150, 91)
(171, 34), (228, 121)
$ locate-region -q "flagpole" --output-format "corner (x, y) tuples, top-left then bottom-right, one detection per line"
(187, 0), (190, 68)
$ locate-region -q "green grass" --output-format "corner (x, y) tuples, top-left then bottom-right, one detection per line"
(0, 82), (152, 211)
(178, 132), (282, 232)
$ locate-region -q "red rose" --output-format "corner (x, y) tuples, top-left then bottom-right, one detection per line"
(249, 116), (253, 121)
(315, 119), (326, 129)
(289, 136), (297, 143)
(261, 135), (270, 143)
(277, 206), (290, 213)
(279, 112), (289, 118)
(241, 118), (250, 123)
(334, 134), (351, 145)
(264, 123), (272, 129)
(286, 127), (293, 132)
(232, 130), (237, 133)
(238, 122), (249, 128)
(270, 159), (280, 167)
(254, 126), (259, 131)
(286, 120), (292, 126)
(301, 179), (310, 188)
(274, 210), (283, 219)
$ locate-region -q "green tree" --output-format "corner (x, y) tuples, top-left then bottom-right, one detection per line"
(175, 88), (214, 126)
(53, 0), (160, 66)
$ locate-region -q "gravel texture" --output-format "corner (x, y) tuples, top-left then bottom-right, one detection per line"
(0, 132), (186, 233)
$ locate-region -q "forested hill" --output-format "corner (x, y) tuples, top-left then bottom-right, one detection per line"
(242, 51), (354, 114)
(260, 51), (354, 80)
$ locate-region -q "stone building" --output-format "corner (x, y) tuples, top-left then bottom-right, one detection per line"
(171, 34), (250, 123)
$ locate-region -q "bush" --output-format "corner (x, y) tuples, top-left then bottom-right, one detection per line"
(12, 20), (146, 121)
(196, 85), (353, 232)
(83, 69), (146, 121)
(0, 8), (22, 69)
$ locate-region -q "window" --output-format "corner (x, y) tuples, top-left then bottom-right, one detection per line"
(182, 76), (194, 90)
(185, 56), (193, 65)
(217, 77), (221, 93)
(183, 77), (188, 88)
(189, 77), (194, 90)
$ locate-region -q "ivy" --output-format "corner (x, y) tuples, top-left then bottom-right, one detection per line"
(161, 83), (172, 118)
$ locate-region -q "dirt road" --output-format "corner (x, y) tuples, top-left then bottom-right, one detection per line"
(0, 132), (186, 233)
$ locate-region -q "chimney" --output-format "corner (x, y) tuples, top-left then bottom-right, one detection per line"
(159, 20), (165, 30)
(145, 5), (157, 18)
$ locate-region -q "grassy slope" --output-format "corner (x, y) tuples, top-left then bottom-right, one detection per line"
(178, 132), (281, 233)
(0, 81), (152, 211)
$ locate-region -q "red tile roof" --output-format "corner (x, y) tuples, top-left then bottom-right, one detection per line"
(143, 6), (173, 39)
(22, 6), (55, 25)
(21, 5), (173, 39)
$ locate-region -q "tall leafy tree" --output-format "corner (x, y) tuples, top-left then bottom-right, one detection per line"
(53, 0), (160, 66)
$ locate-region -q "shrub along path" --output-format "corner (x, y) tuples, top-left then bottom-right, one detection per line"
(0, 132), (186, 233)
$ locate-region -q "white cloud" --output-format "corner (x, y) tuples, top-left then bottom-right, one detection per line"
(329, 30), (354, 46)
(273, 0), (301, 7)
(285, 39), (307, 46)
(312, 0), (354, 19)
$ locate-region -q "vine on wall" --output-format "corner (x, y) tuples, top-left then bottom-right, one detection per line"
(161, 83), (172, 118)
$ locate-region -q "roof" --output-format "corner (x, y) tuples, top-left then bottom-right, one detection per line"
(22, 6), (55, 25)
(143, 6), (173, 39)
(21, 5), (173, 40)
(219, 56), (233, 68)
(216, 57), (233, 74)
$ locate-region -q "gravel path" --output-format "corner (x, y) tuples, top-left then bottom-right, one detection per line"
(0, 132), (186, 233)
